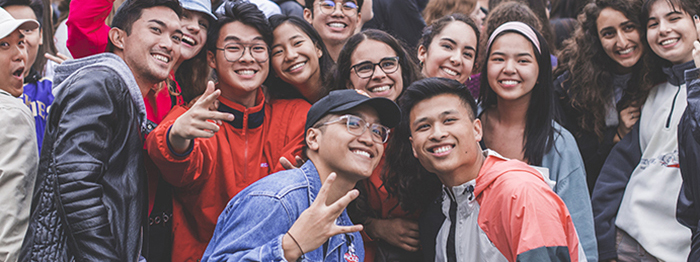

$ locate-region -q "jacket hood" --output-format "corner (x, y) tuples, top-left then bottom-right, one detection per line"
(53, 53), (147, 132)
(474, 150), (548, 196)
(662, 60), (696, 86)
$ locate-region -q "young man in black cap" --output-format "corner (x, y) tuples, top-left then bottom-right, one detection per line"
(201, 89), (400, 262)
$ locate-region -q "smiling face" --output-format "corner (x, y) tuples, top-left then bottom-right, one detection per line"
(271, 22), (322, 91)
(486, 32), (539, 103)
(409, 94), (482, 179)
(418, 21), (478, 84)
(4, 5), (41, 77)
(308, 104), (383, 180)
(304, 0), (361, 47)
(348, 39), (403, 101)
(117, 6), (182, 87)
(597, 7), (644, 71)
(179, 9), (209, 61)
(646, 0), (697, 64)
(208, 21), (270, 96)
(0, 30), (28, 97)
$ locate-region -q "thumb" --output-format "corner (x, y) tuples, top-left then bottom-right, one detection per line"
(193, 81), (221, 109)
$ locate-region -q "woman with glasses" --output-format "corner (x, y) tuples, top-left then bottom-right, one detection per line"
(334, 29), (423, 262)
(265, 15), (335, 103)
(478, 21), (597, 262)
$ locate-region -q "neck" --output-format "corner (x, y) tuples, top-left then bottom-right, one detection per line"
(135, 77), (157, 97)
(173, 59), (184, 73)
(219, 84), (259, 108)
(491, 96), (529, 126)
(311, 157), (360, 205)
(326, 43), (343, 62)
(296, 70), (323, 103)
(437, 149), (485, 187)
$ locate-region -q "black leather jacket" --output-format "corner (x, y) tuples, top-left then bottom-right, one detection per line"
(20, 53), (148, 262)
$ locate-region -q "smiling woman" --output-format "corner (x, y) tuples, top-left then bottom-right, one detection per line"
(265, 14), (334, 103)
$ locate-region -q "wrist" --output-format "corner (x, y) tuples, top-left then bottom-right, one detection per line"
(282, 232), (303, 261)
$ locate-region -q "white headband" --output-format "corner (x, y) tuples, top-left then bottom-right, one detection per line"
(486, 21), (541, 53)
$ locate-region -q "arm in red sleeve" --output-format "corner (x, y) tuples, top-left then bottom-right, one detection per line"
(66, 0), (114, 58)
(146, 106), (218, 188)
(272, 100), (311, 173)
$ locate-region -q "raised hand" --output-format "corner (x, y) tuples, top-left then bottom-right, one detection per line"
(44, 52), (71, 64)
(168, 81), (234, 153)
(282, 173), (363, 261)
(615, 105), (640, 143)
(692, 41), (699, 69)
(366, 217), (420, 252)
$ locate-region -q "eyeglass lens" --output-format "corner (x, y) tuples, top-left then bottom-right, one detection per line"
(223, 43), (269, 63)
(352, 57), (399, 79)
(318, 0), (358, 16)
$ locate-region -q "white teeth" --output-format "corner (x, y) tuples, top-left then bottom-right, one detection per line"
(433, 146), (451, 154)
(370, 85), (390, 93)
(661, 39), (678, 46)
(153, 54), (169, 63)
(442, 67), (458, 76)
(352, 150), (371, 158)
(182, 35), (195, 45)
(328, 23), (346, 28)
(289, 62), (305, 71)
(618, 48), (633, 55)
(237, 70), (255, 75)
(501, 80), (518, 85)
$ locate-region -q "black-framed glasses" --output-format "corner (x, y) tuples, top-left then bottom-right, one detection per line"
(351, 57), (400, 79)
(316, 115), (390, 143)
(316, 0), (358, 17)
(216, 42), (269, 63)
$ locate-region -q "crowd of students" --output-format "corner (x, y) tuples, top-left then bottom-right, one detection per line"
(0, 0), (699, 261)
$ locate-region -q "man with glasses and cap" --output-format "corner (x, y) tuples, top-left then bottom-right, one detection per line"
(146, 1), (311, 260)
(201, 89), (400, 262)
(0, 7), (39, 261)
(303, 0), (363, 61)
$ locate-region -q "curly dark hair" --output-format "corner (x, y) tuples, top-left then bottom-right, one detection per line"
(383, 77), (478, 213)
(264, 14), (335, 102)
(488, 0), (555, 53)
(333, 29), (422, 99)
(554, 0), (651, 140)
(421, 0), (477, 26)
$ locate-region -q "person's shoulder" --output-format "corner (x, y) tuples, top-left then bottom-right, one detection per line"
(482, 156), (551, 194)
(268, 97), (312, 112)
(0, 93), (32, 121)
(551, 122), (578, 150)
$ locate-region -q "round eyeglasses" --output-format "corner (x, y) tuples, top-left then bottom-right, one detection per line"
(351, 56), (400, 79)
(216, 42), (269, 63)
(316, 0), (358, 17)
(316, 114), (390, 143)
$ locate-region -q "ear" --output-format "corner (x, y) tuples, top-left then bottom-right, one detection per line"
(417, 45), (427, 66)
(409, 136), (418, 159)
(207, 50), (217, 70)
(316, 44), (323, 58)
(108, 27), (126, 51)
(306, 128), (321, 152)
(472, 118), (483, 142)
(38, 28), (43, 45)
(303, 8), (313, 24)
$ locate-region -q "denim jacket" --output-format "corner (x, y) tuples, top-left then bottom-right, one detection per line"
(201, 160), (364, 262)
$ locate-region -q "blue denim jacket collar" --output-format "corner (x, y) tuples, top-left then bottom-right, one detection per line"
(299, 160), (361, 261)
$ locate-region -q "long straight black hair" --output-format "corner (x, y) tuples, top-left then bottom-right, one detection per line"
(478, 23), (555, 166)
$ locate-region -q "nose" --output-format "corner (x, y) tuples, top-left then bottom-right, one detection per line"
(502, 59), (516, 74)
(658, 20), (671, 35)
(285, 47), (298, 61)
(371, 64), (387, 79)
(428, 123), (448, 141)
(185, 22), (200, 35)
(450, 50), (461, 65)
(616, 32), (629, 48)
(239, 46), (256, 62)
(330, 2), (345, 16)
(356, 125), (376, 145)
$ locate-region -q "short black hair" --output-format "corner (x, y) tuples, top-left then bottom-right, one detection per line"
(208, 0), (272, 51)
(304, 0), (364, 16)
(111, 0), (183, 35)
(0, 0), (43, 27)
(401, 77), (477, 121)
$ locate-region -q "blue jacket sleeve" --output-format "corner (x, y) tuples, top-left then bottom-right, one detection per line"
(201, 194), (295, 262)
(678, 67), (700, 262)
(591, 121), (642, 261)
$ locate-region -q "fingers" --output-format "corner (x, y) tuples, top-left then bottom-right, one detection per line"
(193, 83), (221, 109)
(315, 172), (336, 205)
(693, 41), (700, 68)
(294, 155), (304, 166)
(279, 156), (296, 170)
(332, 224), (364, 235)
(45, 53), (67, 64)
(329, 189), (359, 212)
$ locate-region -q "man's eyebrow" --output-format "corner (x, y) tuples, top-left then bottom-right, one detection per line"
(148, 19), (166, 27)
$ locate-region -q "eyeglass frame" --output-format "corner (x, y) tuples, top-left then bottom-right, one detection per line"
(314, 114), (390, 143)
(350, 56), (400, 79)
(315, 0), (359, 17)
(215, 42), (270, 63)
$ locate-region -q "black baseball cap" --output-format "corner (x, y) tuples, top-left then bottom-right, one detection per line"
(305, 89), (401, 131)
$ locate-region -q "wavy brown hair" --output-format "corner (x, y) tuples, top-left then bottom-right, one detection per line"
(422, 0), (477, 26)
(554, 0), (650, 140)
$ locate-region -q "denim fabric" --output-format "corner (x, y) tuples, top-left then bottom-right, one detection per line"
(201, 160), (364, 262)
